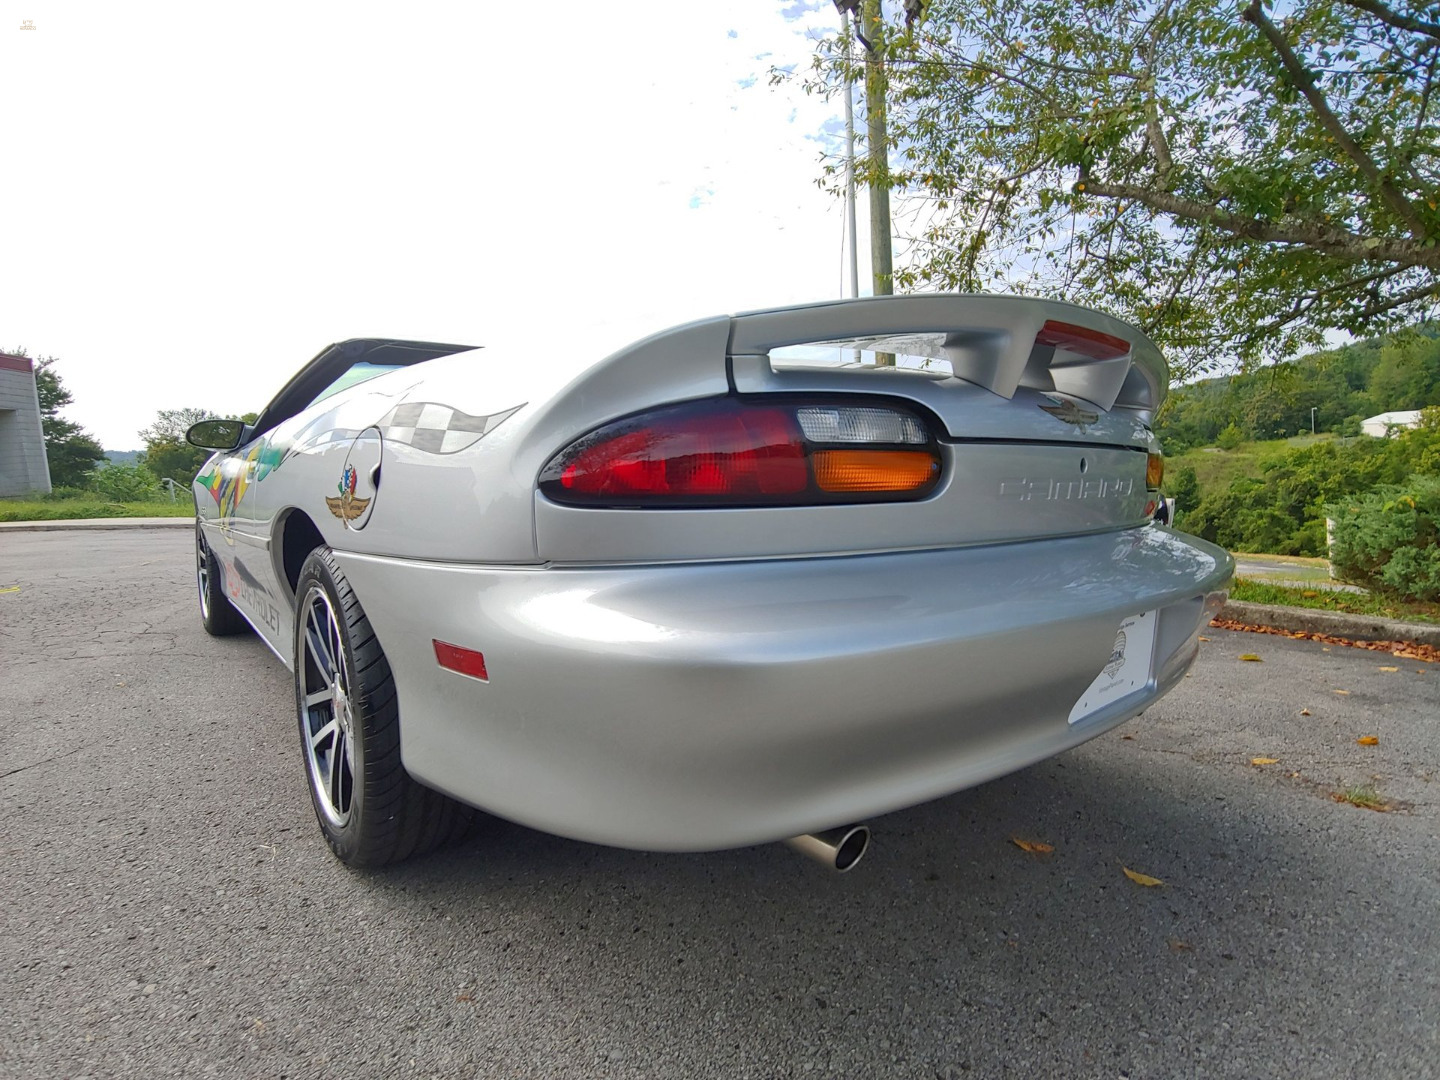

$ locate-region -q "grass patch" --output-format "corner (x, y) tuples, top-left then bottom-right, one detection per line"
(1167, 434), (1339, 494)
(1232, 551), (1331, 568)
(0, 498), (193, 522)
(1332, 783), (1388, 811)
(1231, 577), (1440, 625)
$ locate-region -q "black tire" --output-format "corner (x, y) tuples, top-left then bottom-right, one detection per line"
(196, 523), (248, 637)
(293, 547), (473, 867)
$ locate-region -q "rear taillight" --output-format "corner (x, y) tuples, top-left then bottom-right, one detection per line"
(539, 397), (941, 507)
(1146, 452), (1164, 490)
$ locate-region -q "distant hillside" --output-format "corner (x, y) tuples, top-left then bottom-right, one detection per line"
(1157, 323), (1440, 452)
(104, 450), (142, 466)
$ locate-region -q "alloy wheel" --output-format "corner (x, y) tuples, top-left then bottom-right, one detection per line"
(298, 585), (355, 826)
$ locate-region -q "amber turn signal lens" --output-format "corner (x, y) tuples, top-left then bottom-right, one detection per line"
(1146, 452), (1164, 490)
(812, 449), (939, 493)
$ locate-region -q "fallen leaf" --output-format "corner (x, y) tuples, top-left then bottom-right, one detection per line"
(1121, 865), (1165, 887)
(1197, 635), (1211, 642)
(1378, 666), (1399, 672)
(1300, 709), (1312, 716)
(1121, 734), (1135, 740)
(455, 994), (474, 1003)
(1168, 940), (1194, 952)
(1334, 689), (1350, 695)
(1205, 619), (1439, 664)
(1238, 653), (1263, 662)
(1250, 757), (1279, 766)
(1011, 837), (1054, 855)
(1357, 735), (1379, 746)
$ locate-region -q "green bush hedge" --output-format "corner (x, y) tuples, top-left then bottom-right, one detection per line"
(1329, 476), (1440, 602)
(1178, 420), (1440, 556)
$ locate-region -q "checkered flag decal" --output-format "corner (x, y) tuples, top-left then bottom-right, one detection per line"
(379, 402), (524, 455)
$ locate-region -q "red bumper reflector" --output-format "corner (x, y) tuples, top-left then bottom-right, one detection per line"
(434, 640), (488, 681)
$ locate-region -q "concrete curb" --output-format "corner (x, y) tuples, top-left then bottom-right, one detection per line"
(0, 517), (192, 533)
(1219, 599), (1440, 648)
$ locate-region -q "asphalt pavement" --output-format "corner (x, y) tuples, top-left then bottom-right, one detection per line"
(2, 530), (1438, 1080)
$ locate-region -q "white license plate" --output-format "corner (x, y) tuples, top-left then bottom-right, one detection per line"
(1067, 609), (1158, 724)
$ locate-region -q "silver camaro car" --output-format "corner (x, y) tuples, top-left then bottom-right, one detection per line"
(188, 295), (1232, 870)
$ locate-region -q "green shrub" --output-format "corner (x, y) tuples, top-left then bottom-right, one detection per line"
(1336, 414), (1364, 438)
(88, 463), (160, 502)
(41, 485), (91, 501)
(1329, 476), (1440, 602)
(1180, 423), (1440, 555)
(1215, 423), (1246, 450)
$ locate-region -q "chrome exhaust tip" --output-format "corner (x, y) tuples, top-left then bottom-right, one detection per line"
(783, 824), (870, 873)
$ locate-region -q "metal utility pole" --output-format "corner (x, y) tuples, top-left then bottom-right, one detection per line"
(859, 0), (894, 365)
(833, 1), (859, 302)
(861, 0), (893, 301)
(842, 29), (859, 300)
(1311, 407), (1318, 434)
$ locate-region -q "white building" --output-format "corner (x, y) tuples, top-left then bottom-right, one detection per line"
(0, 352), (52, 496)
(1361, 409), (1425, 438)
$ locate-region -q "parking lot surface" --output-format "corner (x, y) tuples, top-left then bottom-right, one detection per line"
(2, 529), (1438, 1079)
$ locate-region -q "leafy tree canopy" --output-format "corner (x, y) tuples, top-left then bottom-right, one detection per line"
(138, 408), (219, 483)
(138, 407), (219, 446)
(796, 0), (1440, 375)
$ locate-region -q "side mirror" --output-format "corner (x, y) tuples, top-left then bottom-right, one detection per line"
(186, 419), (248, 450)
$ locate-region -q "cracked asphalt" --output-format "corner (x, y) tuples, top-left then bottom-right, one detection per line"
(2, 529), (1438, 1079)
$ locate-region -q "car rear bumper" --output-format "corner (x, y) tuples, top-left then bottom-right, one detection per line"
(333, 526), (1232, 851)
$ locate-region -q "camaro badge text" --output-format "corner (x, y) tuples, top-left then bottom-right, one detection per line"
(998, 476), (1135, 501)
(1039, 395), (1100, 429)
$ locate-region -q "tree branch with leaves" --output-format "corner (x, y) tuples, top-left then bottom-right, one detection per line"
(788, 0), (1440, 374)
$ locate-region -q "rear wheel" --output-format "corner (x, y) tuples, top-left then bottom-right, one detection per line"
(294, 547), (473, 866)
(196, 523), (247, 637)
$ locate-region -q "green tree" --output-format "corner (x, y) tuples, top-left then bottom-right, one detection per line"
(16, 352), (107, 489)
(138, 407), (218, 482)
(1367, 329), (1440, 410)
(794, 0), (1440, 374)
(1167, 464), (1201, 519)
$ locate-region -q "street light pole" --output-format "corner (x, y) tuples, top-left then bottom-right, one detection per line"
(1311, 407), (1318, 435)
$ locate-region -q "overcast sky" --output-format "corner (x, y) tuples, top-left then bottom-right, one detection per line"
(2, 1), (863, 449)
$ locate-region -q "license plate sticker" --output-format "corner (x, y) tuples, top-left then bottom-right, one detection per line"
(1068, 609), (1158, 724)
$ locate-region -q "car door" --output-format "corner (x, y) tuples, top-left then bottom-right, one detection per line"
(196, 428), (288, 649)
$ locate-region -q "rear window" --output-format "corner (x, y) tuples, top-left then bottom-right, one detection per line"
(309, 362), (406, 407)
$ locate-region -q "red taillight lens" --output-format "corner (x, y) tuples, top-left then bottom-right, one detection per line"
(555, 402), (808, 498)
(540, 398), (941, 507)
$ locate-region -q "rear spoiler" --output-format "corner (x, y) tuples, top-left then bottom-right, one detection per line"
(726, 295), (1166, 419)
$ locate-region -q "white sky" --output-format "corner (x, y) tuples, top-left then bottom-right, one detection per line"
(2, 0), (865, 449)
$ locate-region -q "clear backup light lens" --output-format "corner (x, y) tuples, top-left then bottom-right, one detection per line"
(796, 406), (927, 444)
